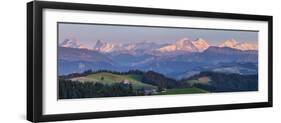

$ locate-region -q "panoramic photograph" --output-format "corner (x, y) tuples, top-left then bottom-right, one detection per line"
(58, 22), (258, 99)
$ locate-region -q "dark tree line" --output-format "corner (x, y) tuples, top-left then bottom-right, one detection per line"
(141, 71), (190, 89)
(184, 71), (258, 92)
(59, 79), (135, 99)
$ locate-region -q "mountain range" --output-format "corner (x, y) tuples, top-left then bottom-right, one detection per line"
(59, 37), (258, 54)
(58, 37), (258, 80)
(218, 39), (258, 51)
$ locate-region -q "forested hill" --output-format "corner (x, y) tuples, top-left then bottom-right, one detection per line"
(183, 71), (258, 92)
(59, 70), (257, 99)
(60, 69), (190, 89)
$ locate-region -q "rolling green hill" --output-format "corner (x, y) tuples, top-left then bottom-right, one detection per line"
(59, 71), (213, 99)
(70, 72), (156, 90)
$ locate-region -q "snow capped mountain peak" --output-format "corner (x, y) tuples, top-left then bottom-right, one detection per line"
(234, 42), (258, 51)
(60, 38), (80, 48)
(219, 39), (257, 51)
(219, 39), (238, 48)
(158, 38), (198, 52)
(192, 38), (210, 52)
(93, 40), (116, 53)
(123, 43), (136, 51)
(158, 38), (211, 53)
(59, 37), (90, 49)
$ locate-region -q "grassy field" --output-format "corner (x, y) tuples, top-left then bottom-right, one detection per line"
(158, 87), (208, 95)
(68, 72), (209, 95)
(185, 76), (211, 85)
(70, 72), (156, 90)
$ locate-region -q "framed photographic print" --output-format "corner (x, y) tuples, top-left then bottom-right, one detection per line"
(27, 1), (273, 122)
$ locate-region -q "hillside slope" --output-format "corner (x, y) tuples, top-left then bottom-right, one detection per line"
(70, 72), (156, 90)
(184, 71), (258, 92)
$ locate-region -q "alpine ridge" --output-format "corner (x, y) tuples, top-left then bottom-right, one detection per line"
(60, 37), (257, 54)
(219, 39), (257, 51)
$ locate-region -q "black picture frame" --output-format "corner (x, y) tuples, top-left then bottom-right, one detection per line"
(27, 1), (273, 122)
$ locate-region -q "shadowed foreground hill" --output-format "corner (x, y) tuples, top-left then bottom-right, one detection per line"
(59, 70), (257, 99)
(59, 70), (205, 99)
(184, 71), (258, 92)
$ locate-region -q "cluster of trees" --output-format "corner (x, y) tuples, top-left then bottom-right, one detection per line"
(141, 71), (190, 89)
(184, 71), (258, 92)
(59, 79), (135, 99)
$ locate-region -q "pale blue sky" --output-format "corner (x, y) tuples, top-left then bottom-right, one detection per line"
(58, 23), (258, 46)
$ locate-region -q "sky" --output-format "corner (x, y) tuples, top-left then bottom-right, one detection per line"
(58, 22), (258, 46)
